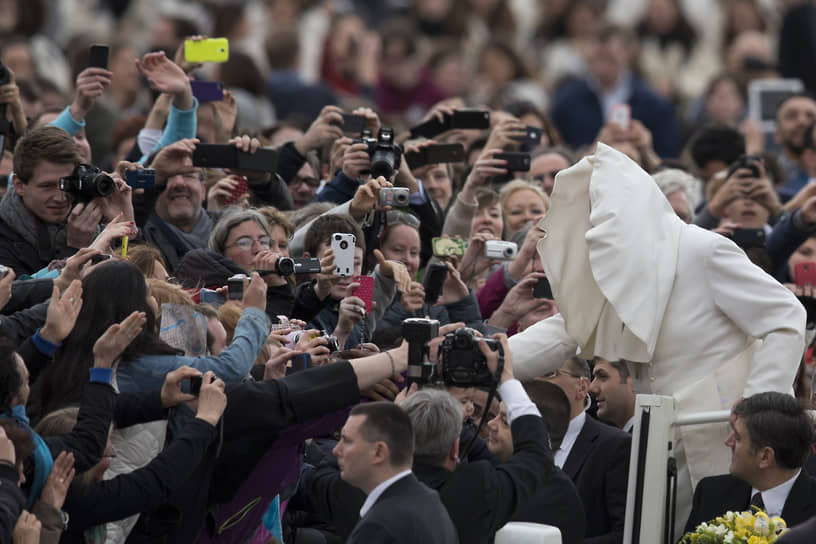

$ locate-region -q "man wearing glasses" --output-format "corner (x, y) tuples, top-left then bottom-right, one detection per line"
(541, 357), (631, 544)
(287, 162), (322, 209)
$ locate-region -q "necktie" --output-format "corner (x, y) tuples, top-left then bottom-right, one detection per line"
(750, 491), (765, 512)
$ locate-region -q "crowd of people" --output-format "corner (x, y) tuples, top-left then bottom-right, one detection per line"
(0, 0), (816, 543)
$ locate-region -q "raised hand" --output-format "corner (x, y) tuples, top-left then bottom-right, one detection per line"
(92, 311), (147, 368)
(242, 272), (268, 311)
(39, 451), (75, 510)
(70, 67), (113, 120)
(374, 249), (411, 293)
(196, 371), (227, 426)
(54, 247), (101, 292)
(150, 138), (200, 185)
(136, 51), (193, 109)
(349, 177), (392, 219)
(294, 105), (344, 156)
(91, 212), (137, 253)
(39, 281), (83, 344)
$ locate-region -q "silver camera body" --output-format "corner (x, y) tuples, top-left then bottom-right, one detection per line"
(379, 187), (410, 207)
(484, 240), (518, 260)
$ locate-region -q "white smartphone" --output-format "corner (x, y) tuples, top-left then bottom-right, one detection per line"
(610, 103), (631, 130)
(331, 233), (356, 277)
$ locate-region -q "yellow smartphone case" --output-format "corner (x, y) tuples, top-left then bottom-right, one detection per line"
(184, 38), (229, 63)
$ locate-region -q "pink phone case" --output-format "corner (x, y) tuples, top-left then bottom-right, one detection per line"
(352, 275), (374, 313)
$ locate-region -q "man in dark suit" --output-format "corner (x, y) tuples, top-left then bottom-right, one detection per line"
(542, 357), (631, 544)
(488, 381), (585, 544)
(335, 401), (457, 544)
(685, 392), (816, 533)
(307, 334), (553, 544)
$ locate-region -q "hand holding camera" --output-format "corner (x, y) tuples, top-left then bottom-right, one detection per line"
(71, 66), (112, 120)
(295, 105), (344, 156)
(160, 366), (201, 408)
(230, 272), (267, 311)
(349, 177), (392, 220)
(507, 225), (548, 281)
(195, 371), (227, 427)
(149, 138), (200, 187)
(479, 333), (512, 385)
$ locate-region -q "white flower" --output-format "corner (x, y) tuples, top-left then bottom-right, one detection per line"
(724, 530), (735, 544)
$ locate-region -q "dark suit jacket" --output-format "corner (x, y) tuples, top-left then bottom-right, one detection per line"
(308, 414), (554, 544)
(562, 415), (631, 544)
(684, 472), (816, 533)
(348, 473), (458, 544)
(511, 467), (586, 544)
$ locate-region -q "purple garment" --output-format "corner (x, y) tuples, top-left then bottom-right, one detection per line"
(197, 407), (352, 544)
(376, 70), (447, 115)
(476, 267), (519, 336)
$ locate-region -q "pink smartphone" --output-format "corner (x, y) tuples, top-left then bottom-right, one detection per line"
(352, 275), (374, 313)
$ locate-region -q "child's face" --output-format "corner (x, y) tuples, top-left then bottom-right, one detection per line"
(317, 242), (364, 299)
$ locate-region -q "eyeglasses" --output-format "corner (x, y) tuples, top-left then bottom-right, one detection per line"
(226, 236), (271, 251)
(289, 176), (320, 189)
(541, 368), (584, 380)
(386, 211), (420, 229)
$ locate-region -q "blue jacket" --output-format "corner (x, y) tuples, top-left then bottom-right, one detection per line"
(115, 307), (269, 393)
(551, 76), (679, 158)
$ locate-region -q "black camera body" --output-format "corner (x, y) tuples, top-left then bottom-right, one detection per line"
(59, 164), (115, 203)
(274, 257), (322, 276)
(353, 127), (403, 179)
(727, 154), (761, 179)
(439, 328), (500, 388)
(0, 62), (10, 86)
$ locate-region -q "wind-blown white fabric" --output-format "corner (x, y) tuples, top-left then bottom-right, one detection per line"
(508, 144), (806, 526)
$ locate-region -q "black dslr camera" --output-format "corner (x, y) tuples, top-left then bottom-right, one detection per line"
(353, 127), (403, 179)
(439, 328), (501, 388)
(59, 164), (115, 203)
(403, 318), (440, 387)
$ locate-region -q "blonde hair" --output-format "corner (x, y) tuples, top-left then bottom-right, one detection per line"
(217, 302), (244, 344)
(498, 179), (550, 214)
(127, 244), (167, 279)
(258, 206), (295, 238)
(147, 279), (195, 308)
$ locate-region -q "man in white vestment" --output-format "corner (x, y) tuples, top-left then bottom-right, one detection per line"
(509, 143), (806, 531)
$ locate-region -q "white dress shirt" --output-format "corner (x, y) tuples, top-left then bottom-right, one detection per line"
(752, 470), (801, 518)
(623, 415), (635, 433)
(497, 379), (541, 424)
(555, 412), (586, 469)
(359, 470), (412, 518)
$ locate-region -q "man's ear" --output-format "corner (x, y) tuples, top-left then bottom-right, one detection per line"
(11, 174), (25, 197)
(372, 441), (390, 466)
(757, 445), (776, 470)
(449, 436), (460, 463)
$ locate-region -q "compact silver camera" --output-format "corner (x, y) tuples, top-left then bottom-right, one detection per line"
(379, 187), (410, 207)
(484, 240), (518, 260)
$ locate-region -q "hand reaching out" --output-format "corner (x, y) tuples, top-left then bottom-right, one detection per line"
(136, 51), (193, 109)
(70, 67), (112, 120)
(374, 249), (411, 293)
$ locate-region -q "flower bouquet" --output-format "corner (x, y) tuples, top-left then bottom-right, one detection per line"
(680, 510), (787, 543)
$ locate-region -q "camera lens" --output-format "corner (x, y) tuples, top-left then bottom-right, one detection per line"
(339, 240), (348, 250)
(503, 247), (513, 258)
(92, 173), (115, 197)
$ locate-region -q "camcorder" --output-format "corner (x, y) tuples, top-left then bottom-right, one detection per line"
(353, 127), (403, 179)
(59, 164), (115, 203)
(402, 318), (504, 389)
(270, 257), (321, 276)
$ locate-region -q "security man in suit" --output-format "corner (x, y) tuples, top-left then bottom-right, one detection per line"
(335, 401), (458, 544)
(685, 392), (816, 533)
(542, 357), (631, 544)
(307, 334), (554, 544)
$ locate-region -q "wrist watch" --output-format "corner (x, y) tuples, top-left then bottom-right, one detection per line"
(59, 509), (70, 530)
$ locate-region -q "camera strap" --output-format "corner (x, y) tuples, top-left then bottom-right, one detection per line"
(461, 345), (504, 459)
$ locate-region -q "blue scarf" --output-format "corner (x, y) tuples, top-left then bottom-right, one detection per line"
(2, 405), (54, 508)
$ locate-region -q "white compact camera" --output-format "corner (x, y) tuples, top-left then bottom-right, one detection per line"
(484, 240), (518, 260)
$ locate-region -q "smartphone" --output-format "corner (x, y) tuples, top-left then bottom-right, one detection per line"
(199, 288), (226, 307)
(432, 237), (467, 258)
(352, 275), (375, 313)
(610, 103), (631, 130)
(192, 144), (279, 172)
(517, 125), (542, 151)
(795, 262), (816, 288)
(223, 176), (249, 206)
(184, 37), (229, 63)
(125, 168), (156, 190)
(89, 44), (109, 69)
(188, 376), (202, 396)
(286, 353), (313, 375)
(227, 274), (247, 300)
(423, 263), (448, 304)
(450, 110), (490, 130)
(409, 110), (491, 139)
(533, 277), (553, 299)
(336, 114), (366, 136)
(495, 152), (531, 172)
(91, 254), (111, 265)
(190, 80), (224, 102)
(331, 233), (356, 277)
(731, 228), (766, 249)
(405, 143), (466, 170)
